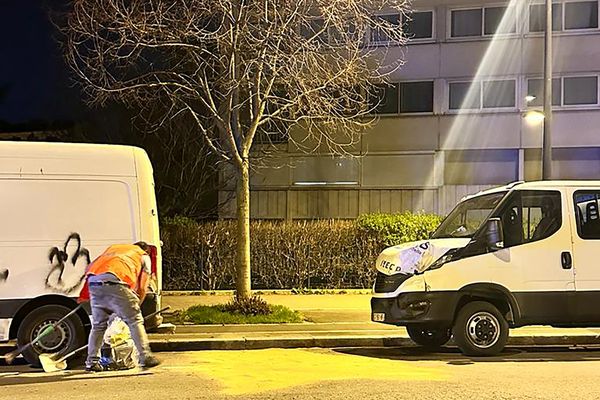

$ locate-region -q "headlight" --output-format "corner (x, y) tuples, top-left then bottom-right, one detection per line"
(427, 254), (452, 271)
(419, 248), (460, 273)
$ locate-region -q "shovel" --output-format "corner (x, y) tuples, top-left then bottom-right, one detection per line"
(4, 303), (84, 365)
(39, 306), (170, 373)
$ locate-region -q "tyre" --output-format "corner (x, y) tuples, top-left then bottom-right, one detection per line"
(452, 301), (509, 356)
(17, 304), (86, 366)
(406, 325), (452, 348)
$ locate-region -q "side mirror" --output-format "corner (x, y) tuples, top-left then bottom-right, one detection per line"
(485, 217), (504, 251)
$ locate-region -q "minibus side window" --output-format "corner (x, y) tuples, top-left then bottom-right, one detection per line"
(574, 191), (600, 239)
(497, 190), (561, 247)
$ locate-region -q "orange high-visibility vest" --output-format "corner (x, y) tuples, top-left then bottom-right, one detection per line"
(86, 244), (146, 290)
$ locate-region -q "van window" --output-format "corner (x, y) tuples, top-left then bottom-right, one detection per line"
(574, 191), (600, 239)
(497, 190), (562, 247)
(432, 191), (506, 239)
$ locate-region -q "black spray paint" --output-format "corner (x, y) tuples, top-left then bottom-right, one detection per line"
(46, 232), (91, 294)
(0, 268), (8, 283)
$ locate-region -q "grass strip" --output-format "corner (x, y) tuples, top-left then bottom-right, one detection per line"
(175, 304), (304, 324)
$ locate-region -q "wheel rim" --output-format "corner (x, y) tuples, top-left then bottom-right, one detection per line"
(31, 319), (70, 353)
(465, 311), (500, 349)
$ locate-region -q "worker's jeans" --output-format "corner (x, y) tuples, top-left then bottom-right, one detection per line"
(86, 283), (152, 367)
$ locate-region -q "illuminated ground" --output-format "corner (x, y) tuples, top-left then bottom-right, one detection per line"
(3, 347), (600, 399)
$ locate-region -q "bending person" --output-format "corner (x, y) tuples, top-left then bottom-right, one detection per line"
(84, 242), (160, 372)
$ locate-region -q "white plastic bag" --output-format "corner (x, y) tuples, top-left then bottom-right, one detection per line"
(100, 316), (138, 370)
(377, 240), (454, 276)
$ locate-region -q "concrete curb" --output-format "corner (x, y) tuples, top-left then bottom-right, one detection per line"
(149, 335), (600, 352)
(149, 336), (415, 352)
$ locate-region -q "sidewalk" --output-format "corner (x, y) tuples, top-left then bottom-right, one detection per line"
(148, 292), (600, 352)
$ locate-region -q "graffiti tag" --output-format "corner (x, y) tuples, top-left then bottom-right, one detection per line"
(46, 233), (91, 294)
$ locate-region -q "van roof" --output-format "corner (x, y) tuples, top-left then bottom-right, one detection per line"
(464, 180), (600, 201)
(0, 141), (147, 177)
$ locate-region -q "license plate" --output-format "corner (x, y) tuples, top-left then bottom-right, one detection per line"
(372, 313), (385, 322)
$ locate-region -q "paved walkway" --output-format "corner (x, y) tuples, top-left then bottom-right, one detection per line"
(149, 292), (600, 352)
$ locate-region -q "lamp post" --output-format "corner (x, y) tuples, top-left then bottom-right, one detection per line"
(542, 0), (553, 180)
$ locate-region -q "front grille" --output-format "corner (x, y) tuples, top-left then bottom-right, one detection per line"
(373, 272), (411, 293)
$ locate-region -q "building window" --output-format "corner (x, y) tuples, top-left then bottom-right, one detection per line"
(400, 81), (434, 113)
(527, 76), (598, 106)
(292, 156), (359, 186)
(371, 11), (433, 44)
(451, 6), (516, 37)
(449, 81), (480, 109)
(529, 1), (598, 32)
(451, 9), (482, 37)
(370, 14), (401, 44)
(527, 78), (562, 106)
(482, 80), (516, 108)
(564, 76), (598, 105)
(404, 11), (434, 39)
(369, 83), (399, 114)
(565, 1), (599, 29)
(449, 80), (516, 110)
(529, 3), (563, 31)
(484, 7), (517, 35)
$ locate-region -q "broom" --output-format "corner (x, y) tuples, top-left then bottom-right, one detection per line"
(4, 303), (84, 364)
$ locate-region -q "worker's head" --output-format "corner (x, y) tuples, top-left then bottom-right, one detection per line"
(134, 241), (149, 252)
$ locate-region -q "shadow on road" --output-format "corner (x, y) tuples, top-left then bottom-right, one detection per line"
(334, 345), (600, 365)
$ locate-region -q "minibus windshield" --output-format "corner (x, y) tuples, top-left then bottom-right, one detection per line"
(432, 191), (507, 239)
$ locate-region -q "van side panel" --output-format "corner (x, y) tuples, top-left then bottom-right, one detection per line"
(0, 142), (137, 177)
(0, 178), (137, 302)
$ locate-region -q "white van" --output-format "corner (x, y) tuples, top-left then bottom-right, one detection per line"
(371, 181), (600, 356)
(0, 141), (162, 364)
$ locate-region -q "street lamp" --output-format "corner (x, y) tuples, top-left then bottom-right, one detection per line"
(524, 96), (546, 179)
(542, 0), (553, 180)
(524, 109), (545, 125)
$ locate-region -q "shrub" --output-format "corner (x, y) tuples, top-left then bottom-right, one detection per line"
(356, 212), (443, 247)
(161, 212), (443, 290)
(221, 295), (271, 316)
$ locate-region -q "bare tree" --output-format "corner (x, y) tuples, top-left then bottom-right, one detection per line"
(133, 110), (227, 219)
(63, 0), (409, 299)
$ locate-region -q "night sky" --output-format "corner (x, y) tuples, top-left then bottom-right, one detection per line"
(0, 0), (82, 125)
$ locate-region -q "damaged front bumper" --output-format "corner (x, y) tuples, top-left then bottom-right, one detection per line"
(371, 291), (460, 327)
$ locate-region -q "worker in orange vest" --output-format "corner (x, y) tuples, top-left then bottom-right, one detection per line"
(83, 242), (160, 372)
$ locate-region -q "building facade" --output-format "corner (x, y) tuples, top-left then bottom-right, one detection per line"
(220, 0), (600, 219)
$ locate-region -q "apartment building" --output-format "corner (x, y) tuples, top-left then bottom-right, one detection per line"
(220, 0), (600, 219)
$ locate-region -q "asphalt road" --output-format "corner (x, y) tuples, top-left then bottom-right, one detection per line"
(3, 346), (600, 399)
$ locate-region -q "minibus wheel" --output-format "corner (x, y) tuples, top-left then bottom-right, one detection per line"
(17, 304), (86, 366)
(453, 301), (508, 356)
(406, 325), (452, 348)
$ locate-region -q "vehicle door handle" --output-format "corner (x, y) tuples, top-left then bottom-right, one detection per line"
(561, 251), (572, 269)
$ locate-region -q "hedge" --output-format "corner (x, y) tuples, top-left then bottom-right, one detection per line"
(161, 212), (443, 290)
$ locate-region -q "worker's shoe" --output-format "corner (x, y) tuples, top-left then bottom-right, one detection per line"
(141, 355), (161, 369)
(85, 362), (104, 372)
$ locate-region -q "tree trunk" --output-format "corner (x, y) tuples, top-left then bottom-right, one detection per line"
(235, 158), (252, 299)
